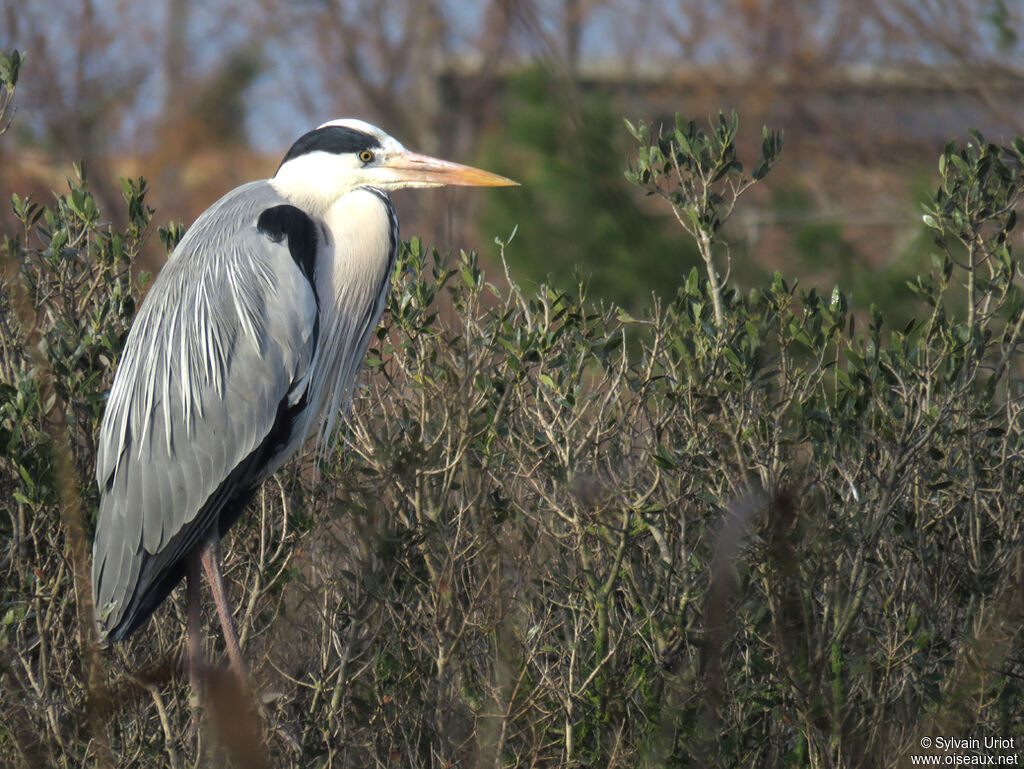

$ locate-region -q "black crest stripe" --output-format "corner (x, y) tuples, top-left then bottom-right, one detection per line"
(279, 125), (382, 167)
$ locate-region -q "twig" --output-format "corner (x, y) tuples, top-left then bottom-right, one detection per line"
(0, 240), (114, 769)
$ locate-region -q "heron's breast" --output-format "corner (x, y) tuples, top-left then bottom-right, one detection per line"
(298, 187), (395, 448)
(319, 188), (394, 305)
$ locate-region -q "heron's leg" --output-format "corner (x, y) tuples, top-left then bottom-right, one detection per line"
(199, 536), (248, 681)
(186, 551), (203, 697)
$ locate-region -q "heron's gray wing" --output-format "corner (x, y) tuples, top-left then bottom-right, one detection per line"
(92, 182), (321, 641)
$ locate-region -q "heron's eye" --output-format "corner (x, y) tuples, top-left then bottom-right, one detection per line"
(359, 150), (375, 164)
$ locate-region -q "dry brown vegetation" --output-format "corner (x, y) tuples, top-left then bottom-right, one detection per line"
(3, 63), (1024, 765)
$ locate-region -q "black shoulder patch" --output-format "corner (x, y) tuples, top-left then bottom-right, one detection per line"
(279, 125), (382, 166)
(257, 205), (318, 285)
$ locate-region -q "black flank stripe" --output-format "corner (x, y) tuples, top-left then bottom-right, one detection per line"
(257, 205), (319, 298)
(109, 383), (315, 641)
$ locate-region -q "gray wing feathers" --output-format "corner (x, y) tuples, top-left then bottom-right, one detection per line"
(92, 181), (318, 634)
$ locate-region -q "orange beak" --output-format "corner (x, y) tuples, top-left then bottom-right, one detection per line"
(380, 151), (518, 188)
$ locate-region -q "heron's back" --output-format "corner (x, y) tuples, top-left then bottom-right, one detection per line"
(92, 181), (321, 641)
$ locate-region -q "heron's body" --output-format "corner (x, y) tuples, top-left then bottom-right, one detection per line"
(90, 120), (514, 662)
(92, 180), (396, 640)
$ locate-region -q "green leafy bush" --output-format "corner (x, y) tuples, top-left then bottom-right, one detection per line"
(2, 68), (1023, 768)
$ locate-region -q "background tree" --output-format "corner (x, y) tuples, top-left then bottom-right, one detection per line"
(4, 0), (1022, 308)
(478, 67), (696, 309)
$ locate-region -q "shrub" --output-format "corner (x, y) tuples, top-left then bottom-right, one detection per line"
(2, 58), (1023, 767)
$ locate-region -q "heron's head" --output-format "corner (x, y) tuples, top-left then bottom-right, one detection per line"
(271, 119), (517, 212)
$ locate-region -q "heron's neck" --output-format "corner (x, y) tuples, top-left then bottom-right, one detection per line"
(270, 156), (363, 217)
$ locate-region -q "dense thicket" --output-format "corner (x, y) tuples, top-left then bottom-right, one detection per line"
(2, 53), (1023, 767)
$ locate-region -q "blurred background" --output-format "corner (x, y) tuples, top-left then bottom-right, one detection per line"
(1, 0), (1022, 312)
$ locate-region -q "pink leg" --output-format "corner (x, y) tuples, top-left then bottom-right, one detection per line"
(187, 552), (203, 695)
(199, 537), (248, 683)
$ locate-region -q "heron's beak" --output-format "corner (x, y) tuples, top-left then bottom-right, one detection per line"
(381, 152), (519, 188)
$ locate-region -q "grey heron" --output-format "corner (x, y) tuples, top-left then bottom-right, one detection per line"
(91, 119), (516, 680)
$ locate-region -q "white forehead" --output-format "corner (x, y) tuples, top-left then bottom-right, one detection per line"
(316, 118), (407, 153)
